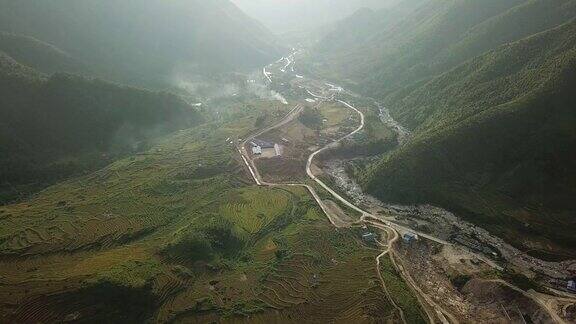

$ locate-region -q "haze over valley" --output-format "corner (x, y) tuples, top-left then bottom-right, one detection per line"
(0, 0), (575, 323)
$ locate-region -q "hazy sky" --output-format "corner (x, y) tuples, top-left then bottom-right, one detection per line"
(231, 0), (393, 33)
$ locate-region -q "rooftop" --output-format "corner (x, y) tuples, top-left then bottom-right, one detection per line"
(251, 139), (275, 148)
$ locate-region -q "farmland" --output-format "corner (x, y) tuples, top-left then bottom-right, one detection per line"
(0, 96), (399, 323)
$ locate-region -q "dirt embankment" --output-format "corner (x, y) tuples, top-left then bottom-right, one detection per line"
(393, 238), (560, 323)
(462, 279), (555, 323)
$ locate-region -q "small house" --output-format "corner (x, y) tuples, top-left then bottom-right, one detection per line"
(250, 139), (275, 149)
(252, 146), (262, 155)
(403, 232), (418, 244)
(568, 279), (576, 292)
(251, 139), (282, 157)
(274, 143), (283, 156)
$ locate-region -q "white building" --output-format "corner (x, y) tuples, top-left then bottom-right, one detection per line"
(252, 146), (262, 155)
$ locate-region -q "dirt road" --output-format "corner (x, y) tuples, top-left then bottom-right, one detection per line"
(236, 57), (569, 324)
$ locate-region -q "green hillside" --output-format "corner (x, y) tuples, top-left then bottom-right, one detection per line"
(0, 52), (203, 204)
(0, 0), (283, 86)
(311, 0), (576, 95)
(361, 20), (576, 259)
(0, 31), (87, 75)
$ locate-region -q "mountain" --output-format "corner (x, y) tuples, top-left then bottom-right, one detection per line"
(312, 0), (576, 95)
(0, 0), (283, 87)
(0, 51), (203, 204)
(231, 0), (396, 34)
(0, 0), (279, 199)
(308, 0), (576, 259)
(0, 31), (88, 75)
(360, 19), (576, 259)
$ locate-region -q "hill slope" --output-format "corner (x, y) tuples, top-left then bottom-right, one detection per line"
(312, 0), (576, 96)
(0, 52), (203, 203)
(361, 20), (576, 259)
(0, 0), (283, 86)
(232, 0), (396, 33)
(0, 31), (87, 75)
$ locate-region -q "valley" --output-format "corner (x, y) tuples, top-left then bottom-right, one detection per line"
(0, 57), (415, 323)
(0, 1), (575, 323)
(232, 52), (576, 323)
(1, 41), (573, 324)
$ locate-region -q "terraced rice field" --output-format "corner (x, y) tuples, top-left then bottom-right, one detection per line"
(0, 97), (409, 323)
(0, 121), (243, 257)
(0, 98), (277, 321)
(221, 187), (291, 235)
(172, 189), (398, 323)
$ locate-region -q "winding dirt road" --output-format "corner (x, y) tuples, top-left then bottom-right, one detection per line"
(237, 73), (455, 323)
(375, 228), (408, 324)
(236, 58), (568, 324)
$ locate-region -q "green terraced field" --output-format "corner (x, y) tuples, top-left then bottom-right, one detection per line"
(221, 187), (292, 235)
(0, 96), (419, 323)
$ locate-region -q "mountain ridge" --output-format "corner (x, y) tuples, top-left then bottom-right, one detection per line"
(0, 51), (203, 204)
(0, 0), (284, 87)
(360, 19), (576, 259)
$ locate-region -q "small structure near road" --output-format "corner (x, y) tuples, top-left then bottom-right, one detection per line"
(403, 232), (419, 244)
(568, 279), (576, 292)
(252, 146), (262, 155)
(250, 139), (282, 158)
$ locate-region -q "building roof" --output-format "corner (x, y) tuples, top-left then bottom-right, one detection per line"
(403, 232), (418, 241)
(252, 146), (262, 155)
(251, 139), (275, 148)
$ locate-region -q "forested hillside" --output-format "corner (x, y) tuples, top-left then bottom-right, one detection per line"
(360, 20), (576, 259)
(232, 0), (395, 33)
(312, 0), (576, 95)
(0, 32), (88, 75)
(0, 0), (283, 202)
(0, 51), (203, 204)
(0, 0), (283, 86)
(307, 0), (576, 258)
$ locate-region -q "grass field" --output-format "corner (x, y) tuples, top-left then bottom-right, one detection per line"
(0, 95), (419, 323)
(319, 103), (351, 127)
(221, 187), (291, 235)
(170, 187), (399, 323)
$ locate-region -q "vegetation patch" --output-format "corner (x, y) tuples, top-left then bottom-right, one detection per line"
(298, 106), (323, 130)
(379, 257), (427, 324)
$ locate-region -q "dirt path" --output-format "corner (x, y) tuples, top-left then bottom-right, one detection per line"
(237, 64), (459, 323)
(365, 217), (454, 324)
(237, 58), (570, 324)
(485, 279), (568, 324)
(375, 228), (408, 324)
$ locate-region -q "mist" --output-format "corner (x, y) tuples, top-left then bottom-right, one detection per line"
(1, 1), (575, 323)
(231, 0), (397, 33)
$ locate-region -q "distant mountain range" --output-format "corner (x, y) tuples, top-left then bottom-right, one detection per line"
(0, 0), (284, 87)
(0, 0), (283, 203)
(0, 51), (203, 204)
(310, 0), (576, 259)
(231, 0), (398, 34)
(313, 0), (576, 95)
